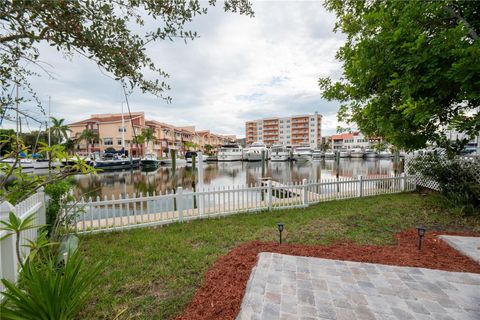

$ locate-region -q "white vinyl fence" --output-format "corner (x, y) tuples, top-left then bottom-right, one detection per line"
(0, 189), (46, 293)
(71, 174), (415, 234)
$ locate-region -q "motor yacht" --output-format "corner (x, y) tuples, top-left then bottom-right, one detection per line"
(350, 148), (365, 158)
(292, 146), (313, 162)
(312, 149), (323, 160)
(270, 145), (291, 162)
(324, 150), (335, 159)
(140, 153), (160, 169)
(94, 153), (140, 170)
(364, 149), (377, 159)
(244, 142), (268, 161)
(378, 151), (392, 158)
(218, 144), (243, 161)
(339, 149), (351, 158)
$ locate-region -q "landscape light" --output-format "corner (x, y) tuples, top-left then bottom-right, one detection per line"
(277, 223), (284, 244)
(416, 225), (426, 250)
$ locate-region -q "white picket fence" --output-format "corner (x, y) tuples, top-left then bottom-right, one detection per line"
(0, 189), (46, 293)
(71, 174), (415, 234)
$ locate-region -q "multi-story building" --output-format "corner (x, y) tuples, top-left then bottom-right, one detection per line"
(69, 113), (235, 156)
(245, 112), (322, 148)
(328, 132), (382, 150)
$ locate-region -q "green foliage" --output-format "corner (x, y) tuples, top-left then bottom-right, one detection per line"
(76, 129), (101, 154)
(44, 179), (74, 235)
(0, 250), (103, 320)
(320, 0), (480, 152)
(409, 155), (480, 214)
(0, 129), (16, 155)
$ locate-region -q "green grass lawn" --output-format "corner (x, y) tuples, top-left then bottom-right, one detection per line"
(80, 192), (480, 319)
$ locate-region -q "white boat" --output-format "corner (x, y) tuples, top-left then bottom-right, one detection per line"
(350, 148), (365, 158)
(270, 145), (291, 162)
(339, 149), (351, 158)
(378, 151), (392, 158)
(292, 146), (313, 162)
(33, 159), (64, 170)
(218, 144), (243, 161)
(364, 149), (377, 159)
(244, 142), (268, 161)
(324, 150), (335, 159)
(312, 149), (323, 160)
(0, 158), (34, 173)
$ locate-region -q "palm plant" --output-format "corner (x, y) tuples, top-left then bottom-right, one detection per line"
(77, 129), (101, 154)
(141, 127), (156, 153)
(49, 117), (71, 144)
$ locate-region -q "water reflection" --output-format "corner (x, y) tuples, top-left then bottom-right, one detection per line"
(73, 159), (402, 199)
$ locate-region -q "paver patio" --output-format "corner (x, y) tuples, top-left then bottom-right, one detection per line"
(237, 253), (480, 320)
(440, 235), (480, 264)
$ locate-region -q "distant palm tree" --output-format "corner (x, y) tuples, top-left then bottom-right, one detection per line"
(77, 129), (101, 154)
(50, 117), (71, 144)
(62, 138), (75, 155)
(141, 127), (156, 153)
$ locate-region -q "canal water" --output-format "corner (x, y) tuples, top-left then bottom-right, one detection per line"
(73, 159), (404, 199)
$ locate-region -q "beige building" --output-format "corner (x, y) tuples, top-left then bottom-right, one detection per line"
(69, 112), (235, 156)
(245, 112), (322, 148)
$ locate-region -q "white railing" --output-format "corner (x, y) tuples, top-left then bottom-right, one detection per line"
(0, 189), (46, 293)
(71, 174), (415, 234)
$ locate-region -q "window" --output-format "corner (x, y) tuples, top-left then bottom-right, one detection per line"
(311, 140), (315, 143)
(311, 118), (315, 121)
(280, 131), (284, 134)
(118, 127), (126, 132)
(286, 119), (290, 123)
(104, 138), (113, 145)
(286, 125), (290, 128)
(286, 135), (290, 139)
(117, 139), (122, 145)
(310, 129), (315, 132)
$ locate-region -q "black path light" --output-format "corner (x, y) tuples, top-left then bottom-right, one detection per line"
(277, 223), (284, 244)
(416, 225), (426, 250)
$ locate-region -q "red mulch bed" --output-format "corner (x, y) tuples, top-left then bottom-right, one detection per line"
(177, 229), (480, 320)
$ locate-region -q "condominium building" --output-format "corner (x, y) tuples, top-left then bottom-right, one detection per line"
(69, 112), (235, 156)
(245, 112), (322, 148)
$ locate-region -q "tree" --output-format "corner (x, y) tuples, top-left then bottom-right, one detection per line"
(1, 1), (254, 113)
(77, 129), (100, 155)
(204, 144), (215, 155)
(141, 127), (156, 153)
(319, 0), (479, 155)
(50, 117), (71, 144)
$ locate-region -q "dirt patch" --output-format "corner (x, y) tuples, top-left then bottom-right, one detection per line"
(176, 229), (480, 320)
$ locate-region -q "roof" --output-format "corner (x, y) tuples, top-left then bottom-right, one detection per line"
(331, 132), (359, 140)
(69, 112), (144, 126)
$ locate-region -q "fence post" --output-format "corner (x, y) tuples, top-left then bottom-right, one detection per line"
(267, 180), (272, 211)
(302, 179), (308, 205)
(358, 175), (363, 197)
(401, 172), (406, 191)
(0, 201), (18, 285)
(37, 187), (46, 226)
(198, 152), (204, 216)
(177, 187), (183, 222)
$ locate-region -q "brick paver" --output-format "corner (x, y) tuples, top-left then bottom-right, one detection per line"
(440, 235), (480, 264)
(237, 253), (480, 320)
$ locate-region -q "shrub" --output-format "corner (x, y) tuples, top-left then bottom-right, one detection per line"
(44, 179), (74, 235)
(409, 155), (480, 214)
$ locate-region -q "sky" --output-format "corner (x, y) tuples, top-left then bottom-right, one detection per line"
(3, 1), (346, 138)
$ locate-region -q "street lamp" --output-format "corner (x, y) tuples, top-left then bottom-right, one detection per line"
(416, 225), (426, 250)
(277, 223), (284, 244)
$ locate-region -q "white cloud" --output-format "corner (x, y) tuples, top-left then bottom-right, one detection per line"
(3, 1), (345, 137)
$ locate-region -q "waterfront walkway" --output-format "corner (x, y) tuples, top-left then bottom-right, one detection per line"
(237, 252), (480, 320)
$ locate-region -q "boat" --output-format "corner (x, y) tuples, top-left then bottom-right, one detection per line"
(324, 150), (335, 159)
(364, 149), (377, 159)
(350, 148), (365, 158)
(270, 145), (291, 162)
(218, 144), (243, 161)
(140, 153), (160, 169)
(94, 154), (140, 170)
(339, 149), (351, 158)
(205, 155), (218, 162)
(312, 149), (323, 160)
(378, 151), (392, 158)
(244, 142), (268, 161)
(0, 158), (34, 173)
(292, 146), (313, 162)
(34, 159), (64, 170)
(185, 151), (198, 163)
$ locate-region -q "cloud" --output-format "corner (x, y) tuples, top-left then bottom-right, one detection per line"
(3, 1), (345, 137)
